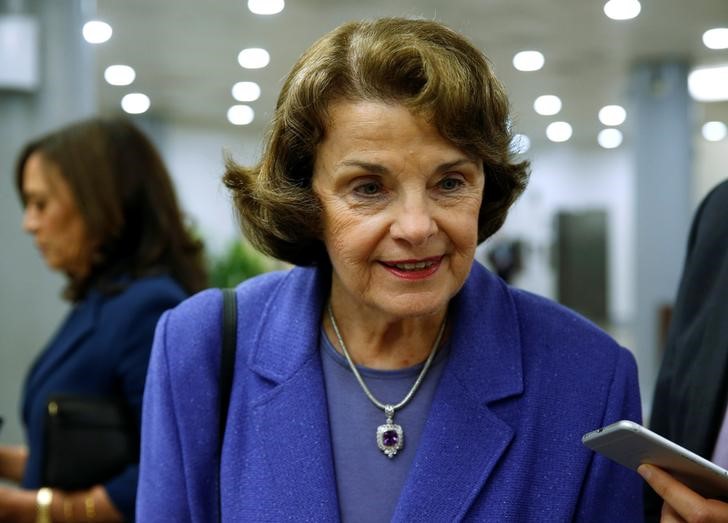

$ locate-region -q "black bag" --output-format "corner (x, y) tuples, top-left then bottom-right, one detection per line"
(43, 394), (139, 490)
(218, 288), (237, 522)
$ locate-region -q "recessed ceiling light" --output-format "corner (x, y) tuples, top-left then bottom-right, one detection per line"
(511, 134), (531, 154)
(702, 121), (727, 142)
(688, 65), (728, 102)
(232, 81), (261, 102)
(546, 122), (572, 143)
(238, 48), (270, 69)
(533, 95), (562, 116)
(598, 105), (626, 126)
(82, 20), (112, 44)
(104, 65), (135, 86)
(603, 0), (641, 21)
(703, 28), (728, 50)
(513, 51), (544, 72)
(248, 0), (285, 15)
(598, 128), (623, 149)
(228, 105), (255, 125)
(121, 93), (150, 114)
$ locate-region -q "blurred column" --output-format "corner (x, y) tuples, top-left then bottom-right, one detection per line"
(630, 61), (693, 418)
(0, 0), (96, 444)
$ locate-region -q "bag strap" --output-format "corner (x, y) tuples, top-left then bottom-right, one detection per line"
(218, 288), (237, 522)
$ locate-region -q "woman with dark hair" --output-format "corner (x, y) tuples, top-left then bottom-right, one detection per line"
(0, 117), (207, 522)
(138, 18), (641, 521)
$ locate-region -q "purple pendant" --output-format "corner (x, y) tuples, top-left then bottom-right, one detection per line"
(377, 421), (404, 458)
(382, 429), (399, 447)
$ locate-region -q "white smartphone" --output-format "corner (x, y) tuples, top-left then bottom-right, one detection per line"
(582, 420), (728, 498)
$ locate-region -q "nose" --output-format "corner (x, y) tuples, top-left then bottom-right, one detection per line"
(389, 196), (438, 245)
(22, 207), (38, 235)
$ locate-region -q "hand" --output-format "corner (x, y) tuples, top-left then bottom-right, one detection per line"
(0, 445), (28, 482)
(639, 464), (728, 522)
(0, 485), (35, 523)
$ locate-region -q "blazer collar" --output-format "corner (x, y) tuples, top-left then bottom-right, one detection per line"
(247, 266), (328, 383)
(444, 261), (524, 402)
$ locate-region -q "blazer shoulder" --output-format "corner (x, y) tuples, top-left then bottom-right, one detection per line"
(505, 287), (640, 425)
(168, 269), (289, 323)
(509, 286), (631, 365)
(703, 178), (728, 211)
(97, 274), (188, 325)
(106, 274), (187, 308)
(161, 270), (292, 351)
(152, 270), (296, 396)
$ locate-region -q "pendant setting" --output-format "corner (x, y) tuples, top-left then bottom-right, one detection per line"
(376, 405), (404, 458)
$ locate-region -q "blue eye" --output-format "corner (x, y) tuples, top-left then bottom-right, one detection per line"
(355, 181), (382, 196)
(439, 177), (464, 191)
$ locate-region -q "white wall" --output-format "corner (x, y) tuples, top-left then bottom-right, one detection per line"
(156, 124), (265, 255)
(694, 137), (728, 205)
(479, 145), (635, 325)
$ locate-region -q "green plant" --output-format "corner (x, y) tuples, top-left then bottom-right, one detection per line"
(209, 239), (277, 288)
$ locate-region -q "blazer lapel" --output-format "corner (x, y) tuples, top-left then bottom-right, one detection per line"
(250, 355), (339, 520)
(392, 375), (515, 521)
(25, 293), (98, 393)
(393, 264), (524, 521)
(244, 267), (339, 520)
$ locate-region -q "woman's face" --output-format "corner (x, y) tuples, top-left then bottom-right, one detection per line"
(313, 100), (484, 321)
(21, 152), (93, 278)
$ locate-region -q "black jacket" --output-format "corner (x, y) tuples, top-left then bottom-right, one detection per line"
(645, 179), (728, 520)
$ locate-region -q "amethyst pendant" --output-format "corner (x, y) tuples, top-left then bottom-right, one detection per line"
(376, 406), (404, 458)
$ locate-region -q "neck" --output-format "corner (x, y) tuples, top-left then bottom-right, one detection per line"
(324, 304), (447, 371)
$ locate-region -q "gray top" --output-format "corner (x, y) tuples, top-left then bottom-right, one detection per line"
(320, 329), (449, 522)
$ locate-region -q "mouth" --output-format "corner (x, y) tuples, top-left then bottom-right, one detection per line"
(379, 256), (443, 279)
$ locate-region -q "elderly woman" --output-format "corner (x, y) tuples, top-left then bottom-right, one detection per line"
(0, 118), (207, 522)
(137, 18), (642, 521)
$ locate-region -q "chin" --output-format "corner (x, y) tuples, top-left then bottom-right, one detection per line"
(375, 294), (451, 320)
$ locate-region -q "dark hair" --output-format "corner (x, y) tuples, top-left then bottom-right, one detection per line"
(223, 17), (530, 266)
(16, 117), (208, 301)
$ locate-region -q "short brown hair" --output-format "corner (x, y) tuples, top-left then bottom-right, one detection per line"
(16, 117), (208, 301)
(224, 17), (529, 266)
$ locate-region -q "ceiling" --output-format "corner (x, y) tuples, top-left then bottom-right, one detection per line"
(95, 0), (728, 150)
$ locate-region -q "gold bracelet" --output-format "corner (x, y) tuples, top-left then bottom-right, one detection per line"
(36, 487), (53, 523)
(84, 494), (96, 521)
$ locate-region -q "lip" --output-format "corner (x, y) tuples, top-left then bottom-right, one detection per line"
(378, 255), (443, 280)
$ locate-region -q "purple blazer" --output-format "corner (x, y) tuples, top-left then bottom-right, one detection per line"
(137, 262), (643, 521)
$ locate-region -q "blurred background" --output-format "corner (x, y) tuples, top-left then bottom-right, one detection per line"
(1, 0), (727, 445)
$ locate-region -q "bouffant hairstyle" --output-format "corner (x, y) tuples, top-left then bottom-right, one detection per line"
(16, 117), (208, 301)
(224, 17), (529, 266)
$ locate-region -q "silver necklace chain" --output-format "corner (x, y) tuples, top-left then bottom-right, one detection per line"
(326, 303), (446, 414)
